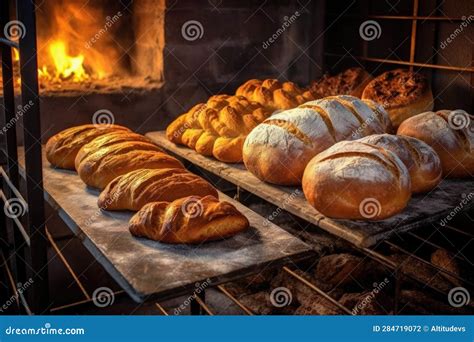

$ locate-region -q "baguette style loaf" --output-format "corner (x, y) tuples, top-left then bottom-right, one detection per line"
(362, 69), (434, 128)
(166, 95), (272, 163)
(243, 95), (392, 185)
(45, 124), (130, 169)
(235, 79), (316, 110)
(302, 141), (411, 220)
(129, 195), (250, 244)
(358, 134), (442, 193)
(77, 140), (184, 189)
(397, 110), (474, 177)
(98, 168), (218, 211)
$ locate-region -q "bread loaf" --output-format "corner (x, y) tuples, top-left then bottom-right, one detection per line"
(362, 69), (434, 128)
(358, 134), (442, 193)
(98, 168), (218, 211)
(45, 124), (130, 169)
(243, 95), (392, 185)
(309, 67), (373, 98)
(235, 79), (316, 110)
(77, 140), (184, 189)
(75, 131), (158, 169)
(397, 110), (474, 177)
(166, 95), (272, 162)
(129, 195), (249, 244)
(302, 141), (411, 220)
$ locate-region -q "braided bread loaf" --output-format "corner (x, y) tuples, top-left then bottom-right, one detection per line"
(166, 95), (272, 163)
(45, 124), (130, 170)
(235, 79), (316, 111)
(243, 95), (392, 185)
(129, 195), (249, 244)
(98, 168), (218, 211)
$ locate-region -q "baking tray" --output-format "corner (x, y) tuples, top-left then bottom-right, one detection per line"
(17, 148), (313, 303)
(147, 131), (474, 248)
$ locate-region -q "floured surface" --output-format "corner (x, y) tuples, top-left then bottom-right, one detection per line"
(17, 148), (312, 302)
(147, 131), (474, 247)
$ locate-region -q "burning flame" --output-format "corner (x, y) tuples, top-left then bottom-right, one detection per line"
(43, 40), (90, 82)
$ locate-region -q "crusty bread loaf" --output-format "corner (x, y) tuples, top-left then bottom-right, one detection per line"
(243, 95), (392, 185)
(166, 95), (272, 163)
(77, 139), (183, 189)
(362, 69), (434, 128)
(75, 131), (159, 170)
(358, 134), (442, 193)
(129, 195), (249, 244)
(45, 124), (130, 169)
(309, 67), (373, 98)
(302, 141), (411, 220)
(397, 110), (474, 177)
(98, 168), (218, 211)
(235, 79), (316, 110)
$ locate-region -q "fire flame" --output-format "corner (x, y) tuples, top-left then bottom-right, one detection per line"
(43, 40), (90, 82)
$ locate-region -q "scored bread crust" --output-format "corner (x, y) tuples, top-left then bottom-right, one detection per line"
(361, 69), (434, 128)
(129, 195), (250, 244)
(77, 140), (184, 189)
(358, 134), (442, 193)
(243, 95), (392, 185)
(75, 131), (158, 170)
(309, 67), (373, 98)
(45, 124), (130, 170)
(98, 168), (219, 211)
(235, 79), (316, 110)
(302, 141), (411, 220)
(397, 110), (474, 178)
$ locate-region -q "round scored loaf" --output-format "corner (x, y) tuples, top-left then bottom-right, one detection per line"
(45, 124), (130, 170)
(129, 195), (250, 244)
(362, 69), (434, 128)
(243, 95), (392, 185)
(358, 134), (442, 193)
(397, 110), (474, 178)
(98, 168), (218, 211)
(302, 141), (411, 220)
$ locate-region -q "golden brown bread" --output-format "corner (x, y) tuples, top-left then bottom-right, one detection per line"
(362, 69), (434, 128)
(358, 134), (442, 193)
(75, 131), (158, 170)
(302, 141), (411, 220)
(98, 168), (218, 211)
(166, 95), (272, 163)
(45, 124), (130, 169)
(129, 195), (250, 244)
(235, 79), (316, 111)
(77, 140), (184, 189)
(309, 67), (373, 98)
(243, 95), (392, 185)
(397, 110), (474, 178)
